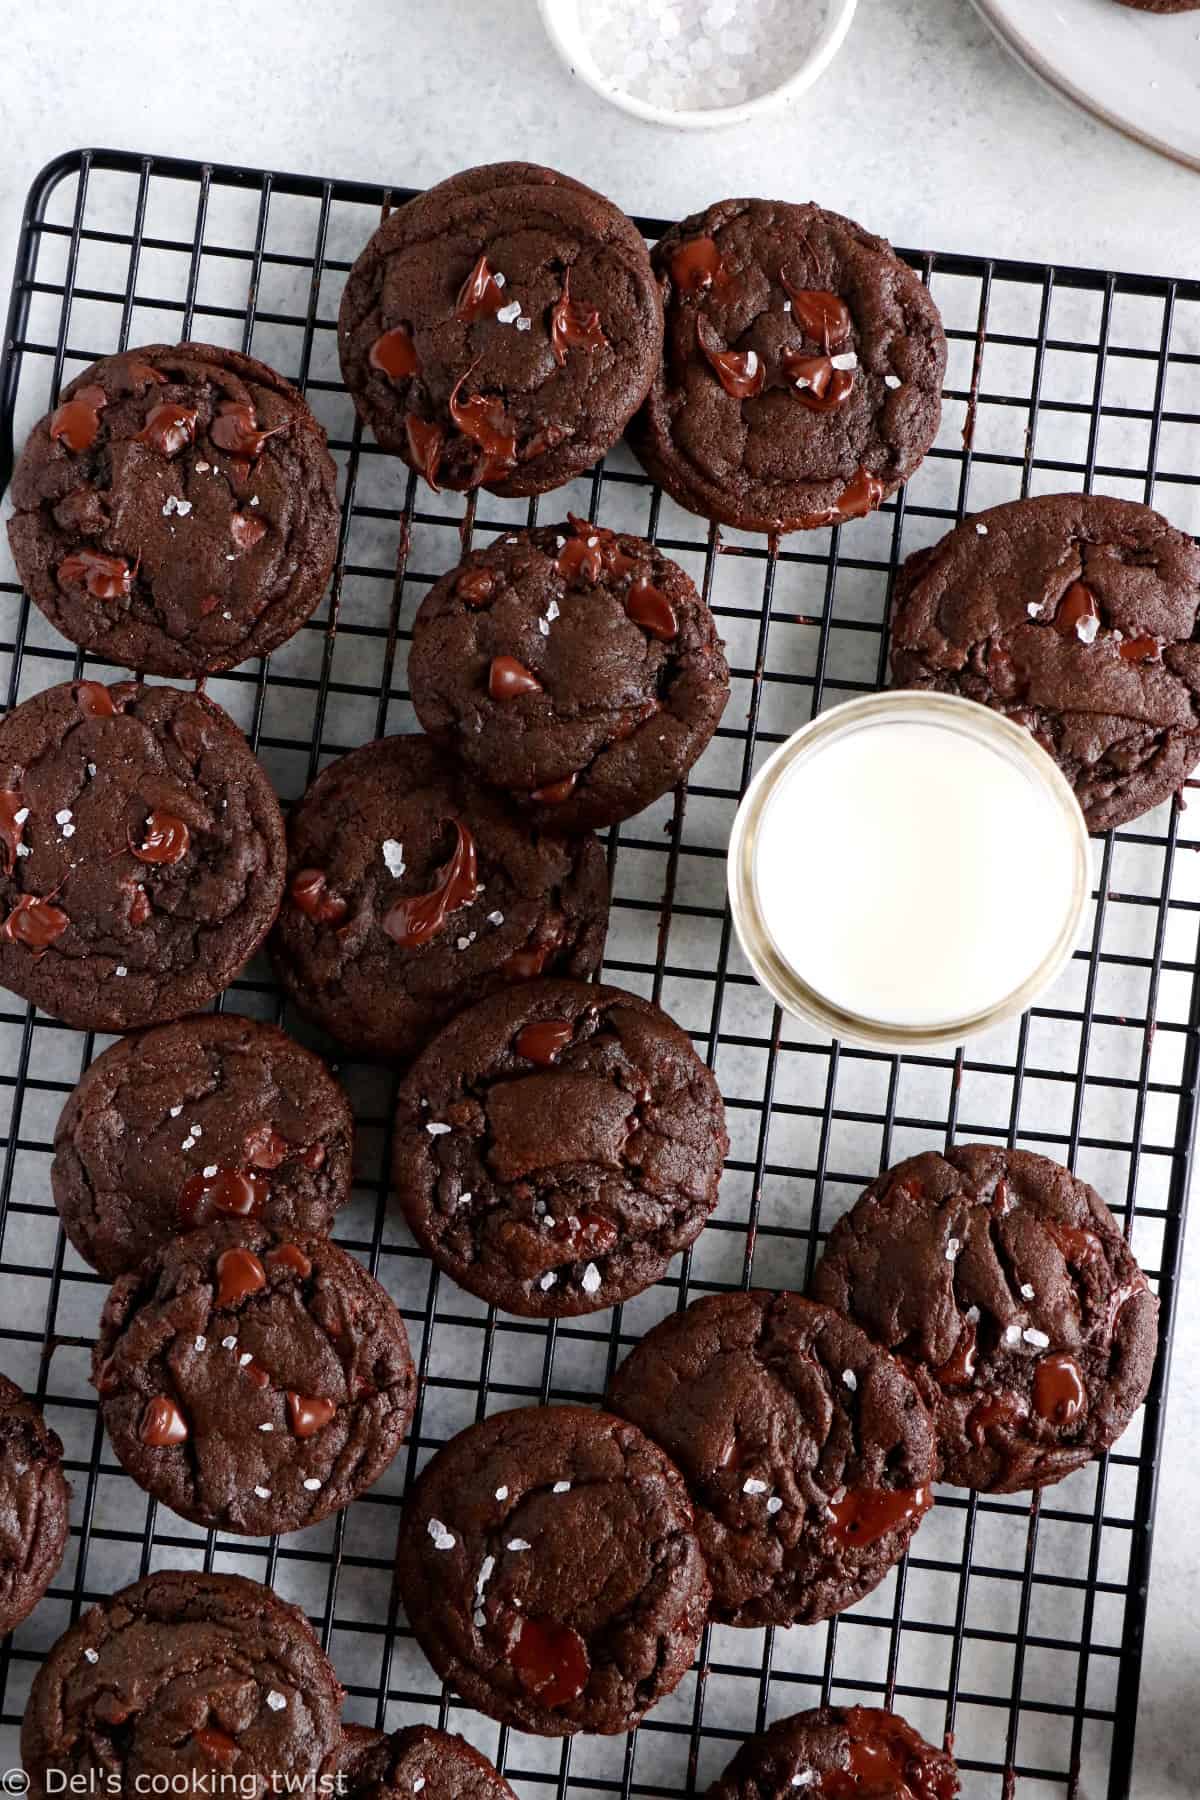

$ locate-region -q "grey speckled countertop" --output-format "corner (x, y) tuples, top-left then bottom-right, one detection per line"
(0, 3), (1196, 1795)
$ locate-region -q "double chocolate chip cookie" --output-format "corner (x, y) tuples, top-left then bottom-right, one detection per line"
(22, 1569), (343, 1800)
(811, 1145), (1159, 1493)
(394, 1403), (709, 1737)
(609, 1290), (937, 1627)
(392, 979), (728, 1316)
(409, 518), (729, 830)
(7, 343), (339, 677)
(94, 1219), (416, 1536)
(0, 679), (286, 1032)
(330, 1724), (516, 1800)
(0, 1373), (71, 1636)
(631, 198), (946, 535)
(890, 492), (1200, 831)
(705, 1706), (960, 1800)
(52, 1014), (354, 1279)
(339, 162), (662, 496)
(272, 734), (609, 1060)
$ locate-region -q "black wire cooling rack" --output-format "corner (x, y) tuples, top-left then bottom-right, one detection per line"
(2, 148), (1199, 1800)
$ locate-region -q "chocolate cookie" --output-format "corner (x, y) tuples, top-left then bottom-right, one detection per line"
(52, 1014), (354, 1279)
(609, 1290), (936, 1627)
(409, 518), (729, 830)
(328, 1724), (516, 1800)
(705, 1705), (960, 1800)
(890, 493), (1200, 831)
(392, 979), (728, 1316)
(629, 198), (946, 536)
(0, 679), (286, 1032)
(1113, 1), (1199, 11)
(811, 1146), (1159, 1493)
(0, 1373), (71, 1636)
(338, 162), (662, 496)
(7, 343), (340, 677)
(271, 734), (609, 1060)
(94, 1219), (415, 1535)
(21, 1569), (342, 1800)
(394, 1403), (709, 1737)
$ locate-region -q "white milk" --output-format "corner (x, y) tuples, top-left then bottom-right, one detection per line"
(751, 712), (1084, 1029)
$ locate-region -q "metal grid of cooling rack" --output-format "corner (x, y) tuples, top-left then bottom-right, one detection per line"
(1, 148), (1199, 1800)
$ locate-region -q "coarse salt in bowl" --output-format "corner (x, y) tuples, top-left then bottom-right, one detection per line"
(537, 0), (858, 130)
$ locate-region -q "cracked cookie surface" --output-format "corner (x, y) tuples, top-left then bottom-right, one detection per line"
(409, 519), (729, 830)
(53, 1014), (354, 1278)
(630, 197), (946, 535)
(22, 1569), (342, 1800)
(0, 1372), (70, 1637)
(811, 1145), (1159, 1493)
(271, 734), (609, 1061)
(338, 162), (662, 497)
(890, 492), (1200, 830)
(94, 1219), (415, 1535)
(328, 1723), (516, 1800)
(392, 978), (728, 1316)
(394, 1403), (709, 1736)
(609, 1290), (936, 1626)
(0, 679), (286, 1032)
(705, 1704), (960, 1799)
(7, 343), (339, 677)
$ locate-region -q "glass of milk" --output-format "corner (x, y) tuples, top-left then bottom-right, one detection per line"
(728, 692), (1091, 1050)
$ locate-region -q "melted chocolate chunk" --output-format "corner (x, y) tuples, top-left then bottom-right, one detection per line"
(383, 819), (478, 948)
(140, 1395), (188, 1446)
(129, 810), (190, 866)
(57, 549), (132, 601)
(405, 414), (444, 490)
(49, 385), (107, 453)
(550, 270), (608, 366)
(290, 868), (349, 924)
(488, 655), (543, 700)
(137, 403), (198, 455)
(370, 325), (420, 377)
(669, 235), (727, 294)
(456, 254), (507, 322)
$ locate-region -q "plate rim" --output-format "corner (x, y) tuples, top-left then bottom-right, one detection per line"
(968, 0), (1200, 176)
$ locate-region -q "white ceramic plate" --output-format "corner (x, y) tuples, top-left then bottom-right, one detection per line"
(970, 0), (1200, 172)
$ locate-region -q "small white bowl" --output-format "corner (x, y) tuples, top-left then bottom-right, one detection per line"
(536, 0), (858, 131)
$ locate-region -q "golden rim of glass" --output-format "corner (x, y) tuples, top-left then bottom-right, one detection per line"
(727, 691), (1091, 1052)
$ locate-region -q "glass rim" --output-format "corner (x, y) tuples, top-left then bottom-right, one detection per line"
(727, 690), (1092, 1052)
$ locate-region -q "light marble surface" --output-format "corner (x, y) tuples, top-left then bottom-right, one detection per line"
(0, 2), (1197, 1795)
